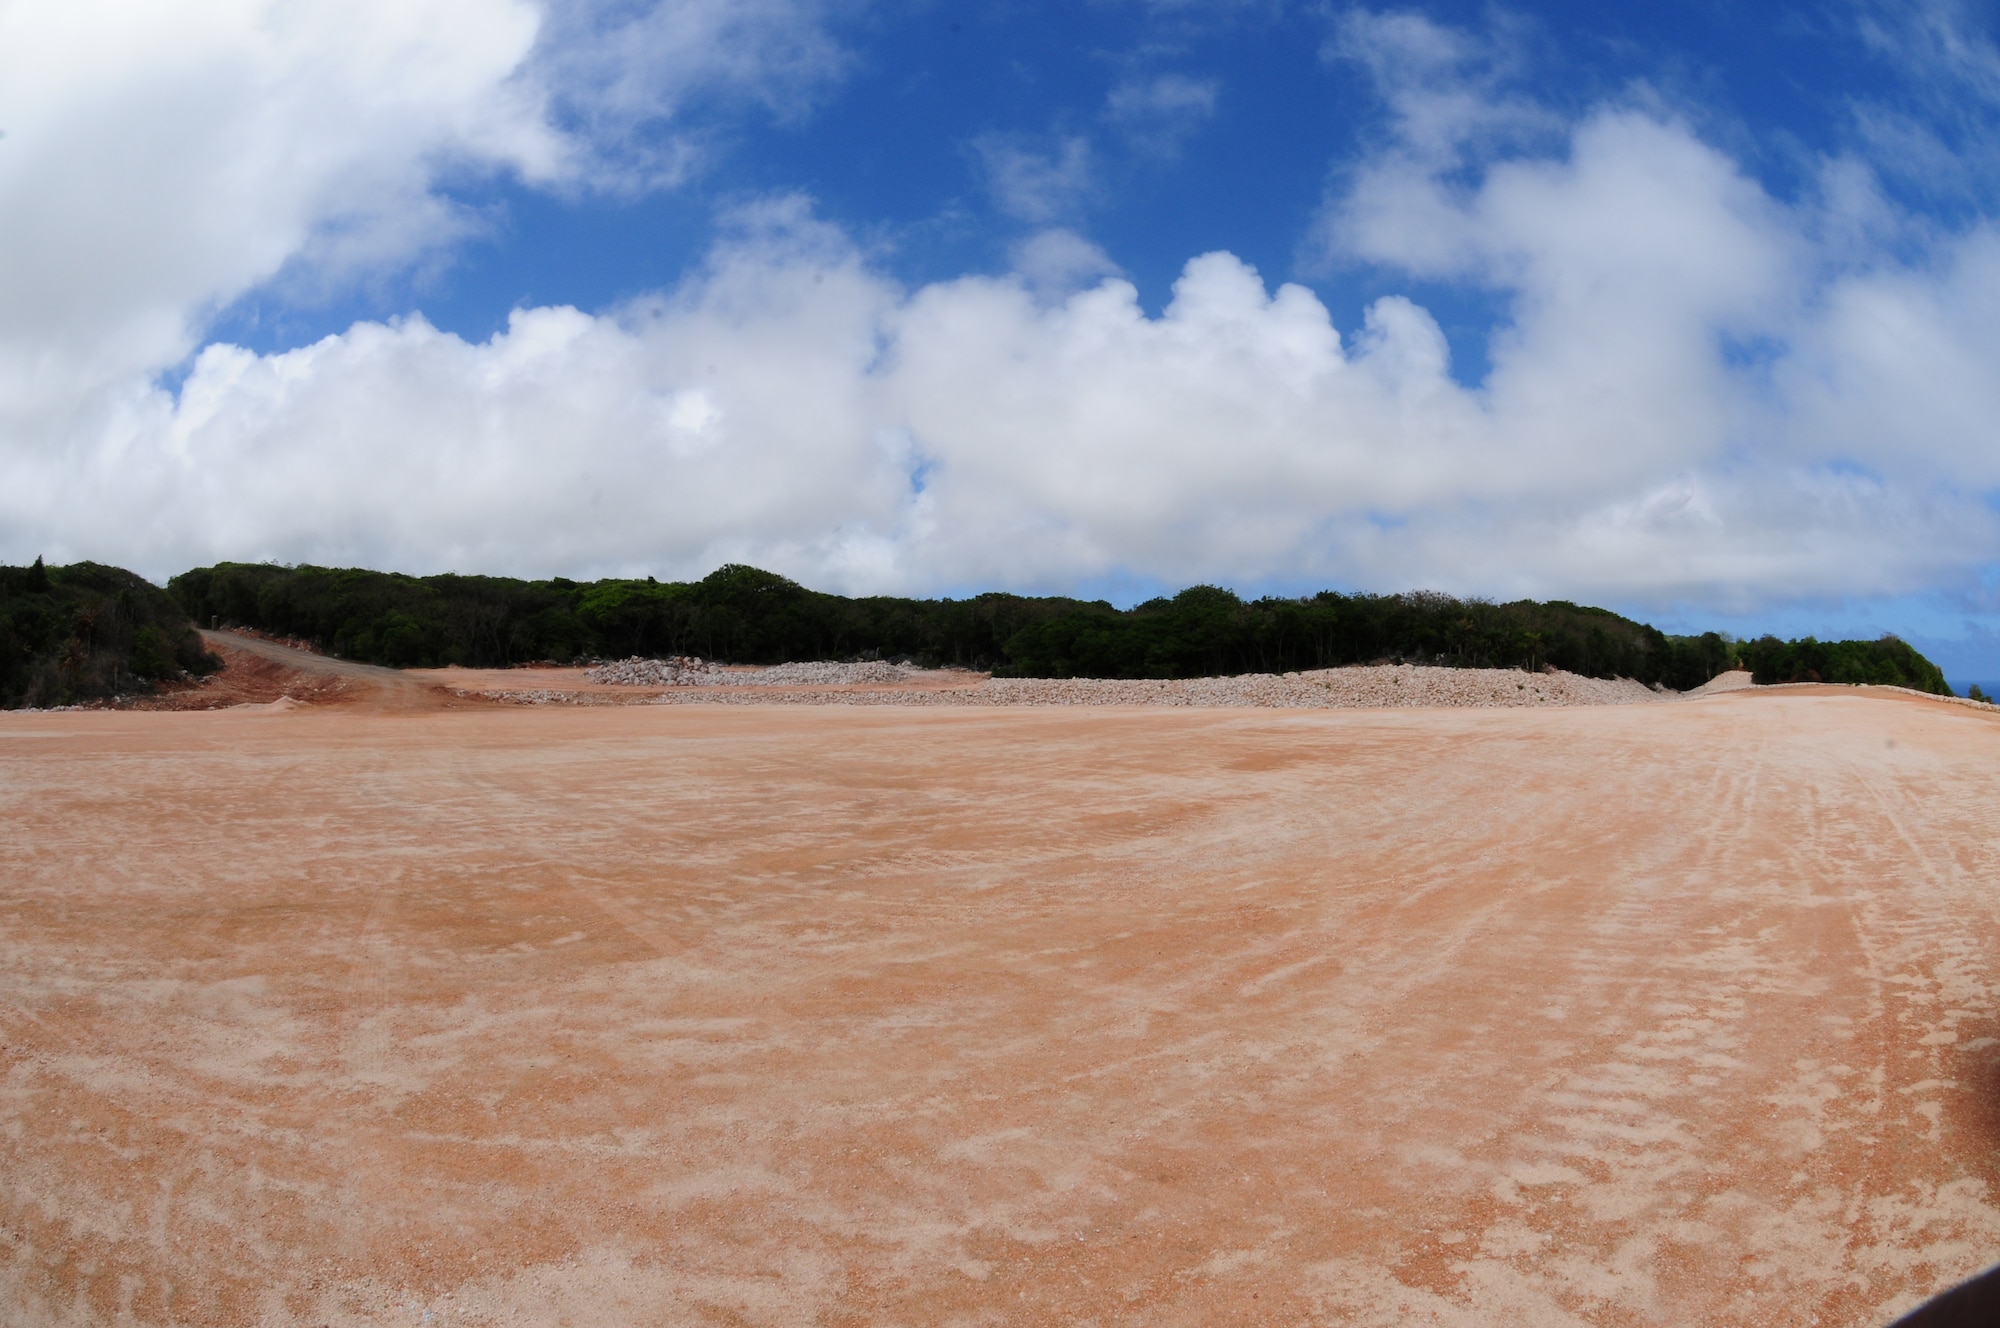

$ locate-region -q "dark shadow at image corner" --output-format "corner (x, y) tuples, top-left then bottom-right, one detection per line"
(1887, 1262), (2000, 1327)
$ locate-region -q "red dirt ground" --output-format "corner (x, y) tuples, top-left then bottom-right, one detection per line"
(5, 668), (2000, 1325)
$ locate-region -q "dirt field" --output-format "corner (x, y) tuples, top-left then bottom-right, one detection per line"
(5, 673), (2000, 1325)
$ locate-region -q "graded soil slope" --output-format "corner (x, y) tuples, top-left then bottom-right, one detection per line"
(127, 631), (465, 711)
(3, 688), (2000, 1325)
(198, 630), (448, 710)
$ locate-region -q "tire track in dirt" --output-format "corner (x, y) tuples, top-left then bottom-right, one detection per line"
(341, 885), (398, 1084)
(441, 761), (692, 962)
(11, 694), (2000, 1326)
(1820, 713), (2000, 1320)
(1296, 703), (1886, 1325)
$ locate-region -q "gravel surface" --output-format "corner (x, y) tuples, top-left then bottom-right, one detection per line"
(587, 656), (920, 686)
(584, 656), (728, 685)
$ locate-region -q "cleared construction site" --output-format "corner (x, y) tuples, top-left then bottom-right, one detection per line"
(4, 636), (1999, 1325)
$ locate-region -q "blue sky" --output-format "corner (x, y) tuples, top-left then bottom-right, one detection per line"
(8, 1), (2000, 678)
(216, 3), (1910, 360)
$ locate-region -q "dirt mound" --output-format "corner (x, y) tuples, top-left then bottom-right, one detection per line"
(135, 630), (475, 712)
(585, 655), (732, 685)
(497, 660), (1673, 708)
(626, 661), (1669, 708)
(587, 656), (921, 687)
(1685, 668), (1757, 696)
(135, 639), (356, 709)
(230, 694), (309, 713)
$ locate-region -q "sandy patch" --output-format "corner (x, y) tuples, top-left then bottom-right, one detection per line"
(3, 689), (2000, 1324)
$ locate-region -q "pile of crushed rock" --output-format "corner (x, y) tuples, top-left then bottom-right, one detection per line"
(961, 665), (1666, 708)
(585, 656), (728, 686)
(576, 660), (1670, 708)
(586, 656), (916, 687)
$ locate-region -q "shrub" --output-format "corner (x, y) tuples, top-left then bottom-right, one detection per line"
(1, 560), (218, 708)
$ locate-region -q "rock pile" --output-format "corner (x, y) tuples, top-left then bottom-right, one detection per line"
(747, 660), (915, 686)
(586, 657), (917, 687)
(633, 662), (1668, 708)
(586, 656), (730, 686)
(967, 665), (1665, 708)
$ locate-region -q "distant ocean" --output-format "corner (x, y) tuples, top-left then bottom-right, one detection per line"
(1947, 680), (2000, 699)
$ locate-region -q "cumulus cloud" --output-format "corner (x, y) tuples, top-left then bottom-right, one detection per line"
(6, 2), (2000, 621)
(0, 0), (857, 575)
(1007, 229), (1123, 302)
(13, 185), (1996, 608)
(0, 0), (853, 423)
(112, 213), (911, 583)
(0, 0), (557, 429)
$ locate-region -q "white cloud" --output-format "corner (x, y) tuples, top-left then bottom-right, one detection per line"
(6, 2), (2000, 623)
(12, 179), (1997, 607)
(974, 133), (1097, 224)
(1777, 226), (2000, 490)
(47, 200), (912, 582)
(1105, 73), (1218, 154)
(1322, 9), (1554, 166)
(0, 0), (558, 431)
(0, 0), (858, 578)
(1007, 229), (1122, 302)
(533, 0), (851, 188)
(0, 0), (853, 430)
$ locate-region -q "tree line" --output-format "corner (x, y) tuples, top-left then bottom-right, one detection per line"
(168, 562), (1106, 671)
(0, 558), (1960, 707)
(161, 559), (1948, 695)
(1735, 634), (1949, 692)
(0, 559), (219, 708)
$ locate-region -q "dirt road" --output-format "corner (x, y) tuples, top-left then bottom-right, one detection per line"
(3, 689), (1999, 1325)
(196, 629), (447, 709)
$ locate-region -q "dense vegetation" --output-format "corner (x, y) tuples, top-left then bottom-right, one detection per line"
(169, 562), (1102, 670)
(1737, 634), (1950, 694)
(1, 559), (218, 708)
(0, 557), (1956, 708)
(0, 556), (1921, 704)
(169, 560), (1757, 687)
(1000, 586), (1740, 689)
